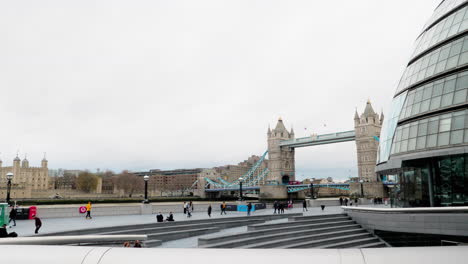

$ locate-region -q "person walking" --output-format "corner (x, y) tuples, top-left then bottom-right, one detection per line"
(247, 202), (252, 216)
(183, 202), (187, 214)
(190, 201), (194, 212)
(344, 198), (348, 206)
(339, 197), (343, 206)
(354, 198), (358, 207)
(279, 203), (284, 214)
(302, 200), (308, 212)
(273, 201), (278, 214)
(186, 203), (192, 218)
(207, 204), (212, 218)
(85, 202), (92, 219)
(9, 206), (17, 226)
(220, 202), (227, 215)
(33, 214), (42, 234)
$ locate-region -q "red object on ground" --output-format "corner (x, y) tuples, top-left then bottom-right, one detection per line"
(28, 206), (37, 219)
(79, 206), (87, 213)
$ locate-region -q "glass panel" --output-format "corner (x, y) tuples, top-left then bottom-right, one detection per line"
(408, 138), (417, 151)
(453, 89), (467, 104)
(450, 130), (463, 144)
(427, 134), (437, 147)
(453, 115), (465, 130)
(416, 136), (426, 149)
(402, 127), (410, 140)
(439, 118), (451, 132)
(400, 140), (408, 152)
(418, 122), (428, 136)
(430, 96), (441, 110)
(441, 92), (454, 107)
(428, 120), (439, 134)
(438, 132), (450, 146)
(409, 124), (418, 138)
(420, 99), (430, 113)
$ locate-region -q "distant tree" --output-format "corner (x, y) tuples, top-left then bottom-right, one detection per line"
(114, 170), (144, 197)
(76, 171), (99, 193)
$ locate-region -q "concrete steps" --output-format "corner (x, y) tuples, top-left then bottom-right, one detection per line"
(248, 219), (355, 231)
(41, 213), (300, 237)
(243, 230), (370, 248)
(99, 219), (265, 236)
(201, 225), (363, 248)
(199, 223), (361, 246)
(39, 213), (301, 248)
(198, 213), (388, 249)
(288, 213), (349, 221)
(318, 237), (383, 249)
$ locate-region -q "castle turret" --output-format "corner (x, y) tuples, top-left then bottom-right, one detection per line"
(354, 100), (381, 182)
(41, 153), (48, 168)
(354, 109), (360, 126)
(267, 117), (295, 184)
(380, 110), (385, 125)
(22, 155), (29, 168)
(13, 155), (20, 168)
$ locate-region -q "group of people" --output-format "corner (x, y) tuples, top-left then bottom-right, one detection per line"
(273, 201), (285, 214)
(123, 240), (142, 248)
(339, 197), (359, 206)
(156, 212), (174, 222)
(373, 197), (384, 204)
(183, 201), (194, 217)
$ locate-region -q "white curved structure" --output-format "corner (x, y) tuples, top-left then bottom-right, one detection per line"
(0, 246), (467, 264)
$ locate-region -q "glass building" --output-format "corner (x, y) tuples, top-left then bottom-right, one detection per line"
(377, 0), (468, 207)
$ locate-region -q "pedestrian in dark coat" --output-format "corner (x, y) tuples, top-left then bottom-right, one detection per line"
(33, 215), (42, 234)
(207, 205), (212, 217)
(9, 206), (17, 226)
(278, 203), (284, 214)
(339, 197), (343, 206)
(302, 200), (308, 212)
(273, 201), (278, 214)
(156, 212), (164, 222)
(247, 203), (252, 216)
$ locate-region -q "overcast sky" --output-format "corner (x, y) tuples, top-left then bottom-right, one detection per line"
(1, 0), (442, 180)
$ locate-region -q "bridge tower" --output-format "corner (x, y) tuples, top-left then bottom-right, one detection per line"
(267, 118), (295, 184)
(354, 100), (383, 183)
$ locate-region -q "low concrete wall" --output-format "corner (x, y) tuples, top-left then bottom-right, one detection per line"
(33, 202), (247, 218)
(343, 206), (468, 237)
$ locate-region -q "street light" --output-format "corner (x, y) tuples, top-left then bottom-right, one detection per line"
(6, 172), (13, 205)
(143, 175), (150, 204)
(238, 177), (244, 201)
(309, 183), (315, 199)
(359, 179), (364, 198)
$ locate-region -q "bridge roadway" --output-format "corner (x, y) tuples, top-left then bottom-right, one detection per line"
(279, 130), (356, 148)
(205, 182), (397, 193)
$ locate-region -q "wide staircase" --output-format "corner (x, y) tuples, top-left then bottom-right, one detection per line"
(38, 213), (301, 247)
(198, 213), (388, 249)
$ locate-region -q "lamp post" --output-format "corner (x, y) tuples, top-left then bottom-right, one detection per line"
(359, 179), (364, 198)
(6, 172), (13, 205)
(309, 183), (315, 199)
(239, 177), (244, 201)
(143, 175), (149, 204)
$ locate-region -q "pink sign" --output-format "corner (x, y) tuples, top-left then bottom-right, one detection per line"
(79, 206), (87, 213)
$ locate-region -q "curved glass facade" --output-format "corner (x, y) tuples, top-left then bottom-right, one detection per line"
(411, 5), (468, 60)
(377, 0), (468, 207)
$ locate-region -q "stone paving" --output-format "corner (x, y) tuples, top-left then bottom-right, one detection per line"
(6, 204), (346, 237)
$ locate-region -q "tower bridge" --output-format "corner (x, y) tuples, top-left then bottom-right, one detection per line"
(198, 101), (384, 199)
